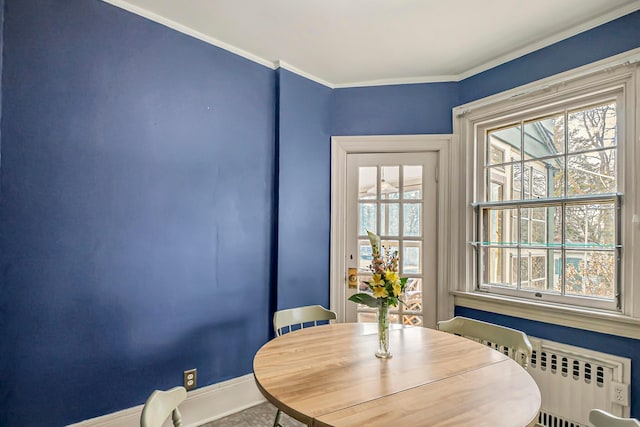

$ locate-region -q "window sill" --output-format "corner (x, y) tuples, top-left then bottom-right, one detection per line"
(452, 291), (640, 340)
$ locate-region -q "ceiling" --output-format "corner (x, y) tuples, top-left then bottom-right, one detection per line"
(105, 0), (640, 87)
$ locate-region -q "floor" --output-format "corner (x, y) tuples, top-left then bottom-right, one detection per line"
(200, 401), (306, 427)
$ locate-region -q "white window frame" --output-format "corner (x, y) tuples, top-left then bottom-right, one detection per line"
(476, 93), (622, 311)
(452, 48), (640, 339)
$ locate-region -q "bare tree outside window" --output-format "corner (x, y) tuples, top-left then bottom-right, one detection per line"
(479, 101), (618, 302)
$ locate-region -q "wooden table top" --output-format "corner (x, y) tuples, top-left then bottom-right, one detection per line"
(253, 322), (541, 427)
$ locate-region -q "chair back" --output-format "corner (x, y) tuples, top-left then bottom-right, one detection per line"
(590, 409), (640, 427)
(437, 316), (532, 368)
(140, 386), (187, 427)
(273, 305), (337, 336)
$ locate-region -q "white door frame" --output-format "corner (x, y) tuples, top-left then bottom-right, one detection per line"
(330, 134), (455, 324)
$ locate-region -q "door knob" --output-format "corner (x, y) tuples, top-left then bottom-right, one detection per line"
(348, 268), (358, 288)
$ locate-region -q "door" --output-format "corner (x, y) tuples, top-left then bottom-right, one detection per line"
(345, 152), (438, 328)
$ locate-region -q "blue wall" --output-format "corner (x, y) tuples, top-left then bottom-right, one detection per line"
(0, 0), (276, 425)
(276, 69), (333, 310)
(1, 0), (639, 425)
(459, 10), (640, 104)
(333, 82), (458, 135)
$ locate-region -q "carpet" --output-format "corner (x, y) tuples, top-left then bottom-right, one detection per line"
(199, 401), (306, 427)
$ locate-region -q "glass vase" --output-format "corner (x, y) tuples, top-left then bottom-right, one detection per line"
(375, 299), (392, 358)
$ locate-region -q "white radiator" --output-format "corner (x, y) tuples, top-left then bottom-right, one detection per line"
(527, 337), (631, 427)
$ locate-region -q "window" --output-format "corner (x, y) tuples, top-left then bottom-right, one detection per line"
(457, 58), (640, 314)
(476, 100), (620, 310)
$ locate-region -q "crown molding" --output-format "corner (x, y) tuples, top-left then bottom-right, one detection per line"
(100, 0), (276, 70)
(455, 0), (640, 81)
(275, 61), (334, 88)
(102, 0), (640, 89)
(332, 74), (458, 89)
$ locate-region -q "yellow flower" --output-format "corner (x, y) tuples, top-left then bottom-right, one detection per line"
(392, 282), (402, 297)
(385, 270), (399, 283)
(372, 274), (384, 285)
(372, 285), (389, 298)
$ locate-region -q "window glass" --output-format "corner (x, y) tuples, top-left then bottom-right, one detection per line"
(523, 114), (564, 158)
(477, 99), (619, 308)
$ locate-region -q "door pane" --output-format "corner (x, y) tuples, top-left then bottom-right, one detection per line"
(358, 240), (373, 271)
(381, 166), (399, 200)
(381, 240), (399, 257)
(403, 314), (423, 326)
(404, 278), (423, 324)
(380, 203), (399, 236)
(403, 242), (421, 274)
(403, 203), (421, 237)
(359, 203), (376, 236)
(359, 167), (377, 199)
(403, 166), (422, 199)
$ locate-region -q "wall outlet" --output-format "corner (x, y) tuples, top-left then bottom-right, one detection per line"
(611, 381), (629, 406)
(183, 368), (197, 391)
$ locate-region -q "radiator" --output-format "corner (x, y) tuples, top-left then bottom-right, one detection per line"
(527, 337), (631, 427)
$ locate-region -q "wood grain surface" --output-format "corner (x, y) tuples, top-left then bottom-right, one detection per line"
(253, 323), (540, 427)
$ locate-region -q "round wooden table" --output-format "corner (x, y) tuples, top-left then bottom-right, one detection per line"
(253, 322), (540, 427)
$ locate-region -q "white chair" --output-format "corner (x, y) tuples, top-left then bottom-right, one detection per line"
(437, 316), (532, 368)
(589, 409), (640, 427)
(271, 305), (337, 426)
(273, 304), (337, 337)
(140, 386), (187, 427)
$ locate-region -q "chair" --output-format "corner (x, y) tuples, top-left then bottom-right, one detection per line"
(437, 316), (532, 368)
(271, 305), (337, 427)
(589, 409), (640, 427)
(273, 304), (337, 337)
(140, 386), (187, 427)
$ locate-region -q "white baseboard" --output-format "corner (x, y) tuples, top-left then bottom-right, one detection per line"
(67, 374), (266, 427)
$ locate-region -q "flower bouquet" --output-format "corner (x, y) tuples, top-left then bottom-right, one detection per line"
(348, 231), (408, 358)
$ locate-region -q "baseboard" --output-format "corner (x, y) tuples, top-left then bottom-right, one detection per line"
(67, 374), (266, 427)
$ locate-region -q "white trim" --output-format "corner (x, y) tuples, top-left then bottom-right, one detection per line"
(275, 60), (335, 88)
(456, 1), (640, 81)
(331, 75), (458, 89)
(66, 374), (265, 427)
(100, 0), (275, 70)
(453, 291), (640, 340)
(101, 0), (640, 89)
(330, 135), (454, 325)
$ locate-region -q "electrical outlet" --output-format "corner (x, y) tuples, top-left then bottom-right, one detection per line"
(184, 369), (197, 391)
(611, 381), (629, 406)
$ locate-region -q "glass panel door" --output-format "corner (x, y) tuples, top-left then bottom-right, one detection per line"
(345, 152), (438, 327)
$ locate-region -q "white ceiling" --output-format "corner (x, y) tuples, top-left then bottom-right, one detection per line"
(105, 0), (640, 87)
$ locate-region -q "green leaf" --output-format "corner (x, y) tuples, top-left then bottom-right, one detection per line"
(348, 293), (379, 308)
